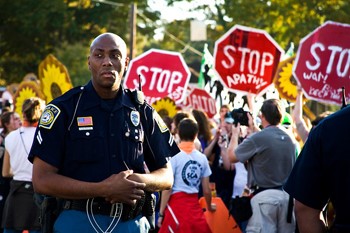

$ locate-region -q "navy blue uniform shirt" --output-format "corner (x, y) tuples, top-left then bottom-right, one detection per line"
(284, 105), (350, 225)
(29, 81), (179, 182)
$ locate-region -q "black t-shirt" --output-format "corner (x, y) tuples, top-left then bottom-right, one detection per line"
(284, 106), (350, 224)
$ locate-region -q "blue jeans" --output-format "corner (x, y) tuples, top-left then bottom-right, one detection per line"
(4, 230), (40, 233)
(54, 210), (150, 233)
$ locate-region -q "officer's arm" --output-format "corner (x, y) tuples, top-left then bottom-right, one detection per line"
(32, 156), (146, 205)
(32, 156), (106, 199)
(127, 162), (173, 192)
(295, 200), (327, 233)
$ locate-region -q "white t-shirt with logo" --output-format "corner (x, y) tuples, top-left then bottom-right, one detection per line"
(170, 149), (211, 194)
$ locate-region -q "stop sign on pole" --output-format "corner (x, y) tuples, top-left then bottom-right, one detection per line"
(124, 49), (191, 104)
(185, 87), (217, 119)
(293, 21), (350, 106)
(214, 25), (284, 95)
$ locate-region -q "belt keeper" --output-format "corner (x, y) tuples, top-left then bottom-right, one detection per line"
(110, 203), (116, 217)
(63, 200), (71, 210)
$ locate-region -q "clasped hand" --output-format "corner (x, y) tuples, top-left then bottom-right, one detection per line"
(102, 170), (146, 205)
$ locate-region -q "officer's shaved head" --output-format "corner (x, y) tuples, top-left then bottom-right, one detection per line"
(90, 33), (127, 58)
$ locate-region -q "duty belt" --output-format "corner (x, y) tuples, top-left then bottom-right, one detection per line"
(62, 196), (145, 221)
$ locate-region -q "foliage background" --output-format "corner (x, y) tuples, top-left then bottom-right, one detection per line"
(1, 0), (350, 113)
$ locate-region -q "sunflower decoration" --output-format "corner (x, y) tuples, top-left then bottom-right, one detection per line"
(39, 54), (73, 103)
(13, 81), (45, 117)
(152, 97), (179, 119)
(23, 72), (40, 84)
(274, 56), (298, 102)
(7, 83), (20, 96)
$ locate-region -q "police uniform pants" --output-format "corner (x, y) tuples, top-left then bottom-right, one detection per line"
(246, 189), (295, 233)
(54, 210), (150, 233)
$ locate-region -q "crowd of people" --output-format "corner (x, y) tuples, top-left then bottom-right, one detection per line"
(0, 32), (347, 233)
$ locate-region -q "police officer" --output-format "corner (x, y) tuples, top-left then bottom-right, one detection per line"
(284, 105), (350, 233)
(29, 33), (179, 233)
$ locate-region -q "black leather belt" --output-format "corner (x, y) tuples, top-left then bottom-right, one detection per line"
(252, 185), (283, 196)
(62, 196), (145, 221)
(62, 198), (118, 217)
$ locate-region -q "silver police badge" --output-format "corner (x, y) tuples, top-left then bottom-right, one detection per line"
(130, 110), (140, 126)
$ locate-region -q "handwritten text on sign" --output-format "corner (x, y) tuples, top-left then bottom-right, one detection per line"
(302, 42), (350, 102)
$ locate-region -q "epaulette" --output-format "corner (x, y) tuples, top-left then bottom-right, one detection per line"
(53, 86), (85, 102)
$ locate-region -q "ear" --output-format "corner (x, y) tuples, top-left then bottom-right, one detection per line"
(87, 56), (91, 70)
(124, 56), (130, 71)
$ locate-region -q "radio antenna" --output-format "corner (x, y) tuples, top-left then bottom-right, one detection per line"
(341, 87), (347, 109)
(138, 74), (142, 91)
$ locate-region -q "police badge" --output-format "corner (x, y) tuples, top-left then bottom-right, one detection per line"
(130, 110), (140, 126)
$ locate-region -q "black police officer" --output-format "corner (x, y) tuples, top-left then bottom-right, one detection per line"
(29, 33), (179, 233)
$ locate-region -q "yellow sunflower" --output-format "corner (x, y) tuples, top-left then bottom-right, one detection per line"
(39, 54), (73, 103)
(274, 56), (298, 102)
(152, 97), (178, 118)
(13, 81), (45, 117)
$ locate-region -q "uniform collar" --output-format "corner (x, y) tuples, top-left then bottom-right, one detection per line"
(82, 81), (136, 111)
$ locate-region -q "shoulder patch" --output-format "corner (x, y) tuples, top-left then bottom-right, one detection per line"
(153, 110), (168, 133)
(39, 104), (61, 129)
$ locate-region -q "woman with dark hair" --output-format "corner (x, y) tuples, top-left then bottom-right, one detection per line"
(2, 97), (45, 233)
(0, 112), (21, 233)
(192, 109), (213, 151)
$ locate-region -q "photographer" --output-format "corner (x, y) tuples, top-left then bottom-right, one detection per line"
(223, 99), (298, 233)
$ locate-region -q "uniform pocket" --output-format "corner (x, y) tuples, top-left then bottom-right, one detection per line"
(68, 130), (104, 163)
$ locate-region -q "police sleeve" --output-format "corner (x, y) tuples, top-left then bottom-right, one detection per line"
(142, 106), (179, 172)
(28, 103), (67, 169)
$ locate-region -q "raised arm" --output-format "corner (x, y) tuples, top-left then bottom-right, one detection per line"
(292, 86), (310, 143)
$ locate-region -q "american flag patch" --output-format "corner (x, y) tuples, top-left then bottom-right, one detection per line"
(77, 117), (93, 126)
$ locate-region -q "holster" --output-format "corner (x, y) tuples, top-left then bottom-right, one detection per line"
(35, 194), (61, 233)
(121, 194), (145, 221)
(121, 192), (156, 229)
(142, 192), (156, 230)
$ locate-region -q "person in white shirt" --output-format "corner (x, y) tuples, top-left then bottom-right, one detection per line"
(2, 97), (45, 233)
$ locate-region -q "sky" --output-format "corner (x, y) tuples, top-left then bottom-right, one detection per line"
(148, 0), (220, 22)
(147, 0), (220, 41)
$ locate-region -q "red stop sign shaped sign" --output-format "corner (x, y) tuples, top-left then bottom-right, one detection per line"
(293, 21), (350, 106)
(185, 87), (217, 119)
(214, 25), (284, 95)
(124, 49), (191, 104)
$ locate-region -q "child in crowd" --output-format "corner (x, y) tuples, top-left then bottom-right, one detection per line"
(157, 118), (215, 233)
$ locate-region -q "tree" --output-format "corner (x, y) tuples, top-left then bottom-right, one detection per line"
(0, 0), (160, 85)
(168, 0), (350, 49)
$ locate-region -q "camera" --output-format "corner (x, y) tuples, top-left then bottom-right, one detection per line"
(224, 108), (251, 126)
